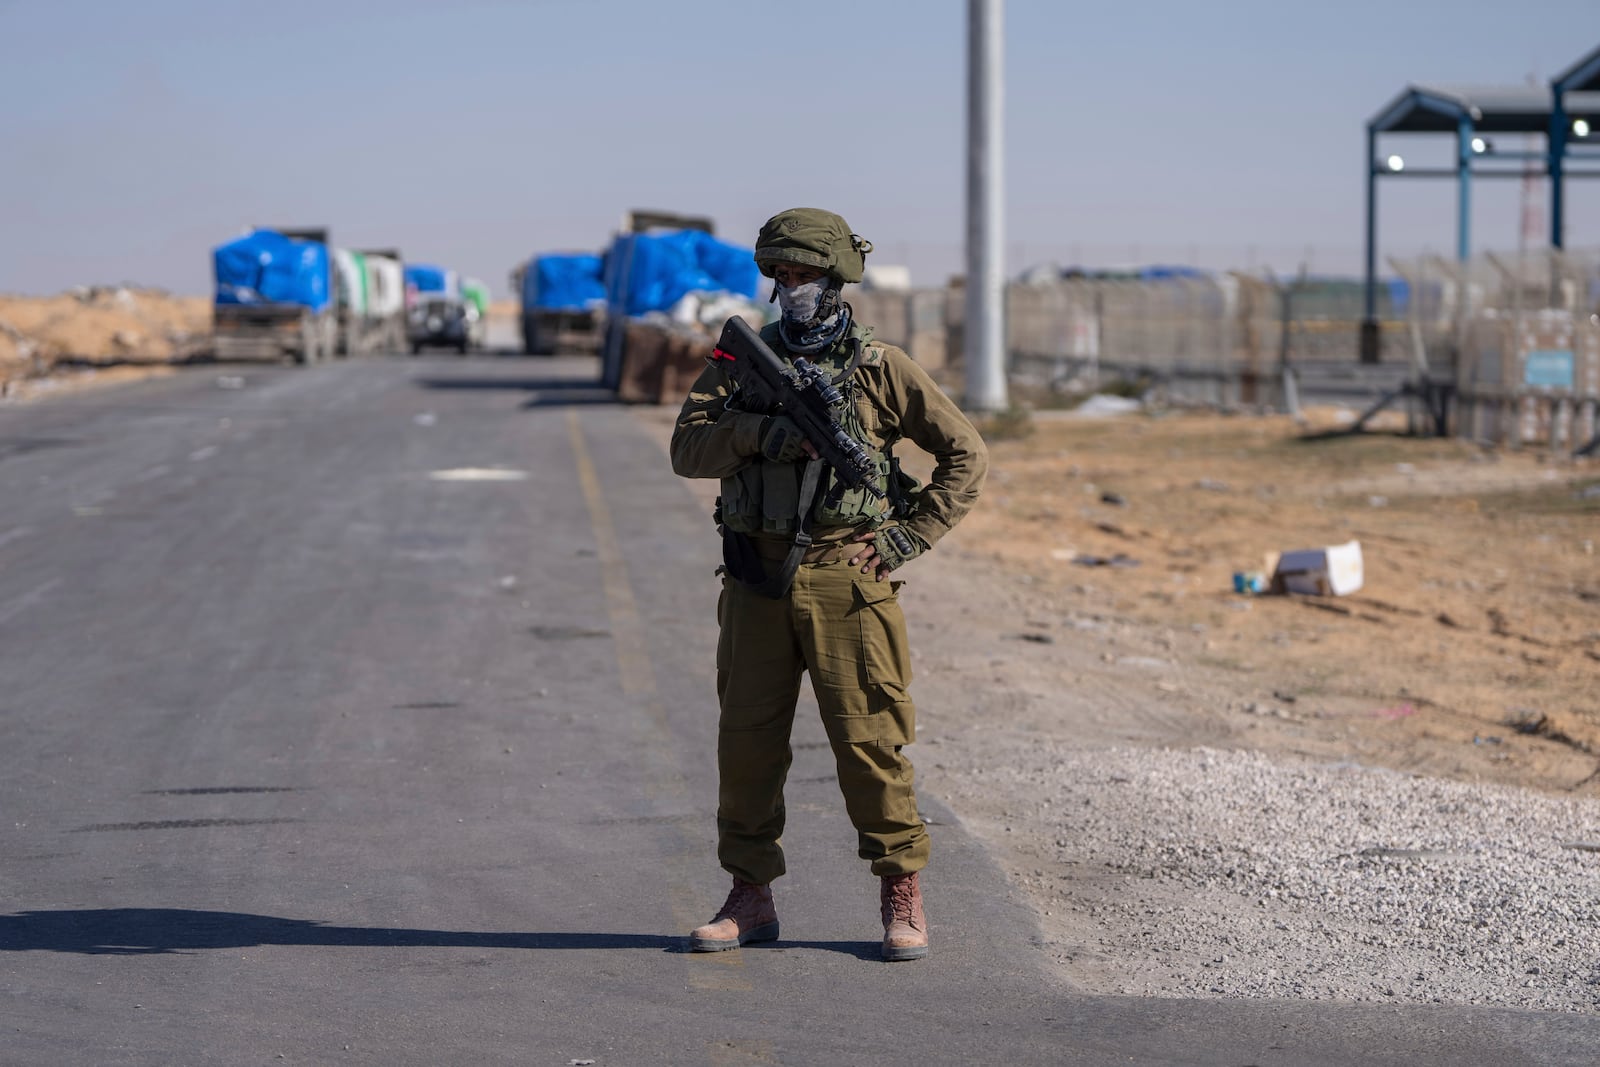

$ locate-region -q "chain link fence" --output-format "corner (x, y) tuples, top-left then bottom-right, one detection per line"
(859, 248), (1600, 454)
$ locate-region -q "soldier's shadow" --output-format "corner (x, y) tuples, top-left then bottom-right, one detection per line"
(0, 908), (878, 960)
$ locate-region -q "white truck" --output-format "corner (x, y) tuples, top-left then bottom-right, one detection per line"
(332, 247), (407, 354)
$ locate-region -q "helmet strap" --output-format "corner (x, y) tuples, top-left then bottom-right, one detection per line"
(819, 278), (842, 319)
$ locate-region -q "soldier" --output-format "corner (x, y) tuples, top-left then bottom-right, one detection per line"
(670, 208), (988, 961)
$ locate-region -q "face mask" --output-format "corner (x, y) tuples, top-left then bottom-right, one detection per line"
(775, 278), (830, 323)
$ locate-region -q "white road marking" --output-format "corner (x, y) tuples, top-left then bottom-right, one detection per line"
(71, 487), (114, 509)
(428, 468), (528, 482)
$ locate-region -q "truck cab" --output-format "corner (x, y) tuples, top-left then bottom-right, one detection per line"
(405, 265), (470, 354)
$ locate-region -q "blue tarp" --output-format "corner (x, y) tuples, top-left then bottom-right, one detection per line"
(1056, 264), (1210, 282)
(404, 264), (455, 295)
(213, 230), (330, 312)
(604, 230), (761, 318)
(1138, 265), (1209, 282)
(524, 253), (606, 311)
(1381, 278), (1410, 317)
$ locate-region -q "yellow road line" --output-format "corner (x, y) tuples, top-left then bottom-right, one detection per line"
(566, 410), (655, 700)
(565, 409), (750, 994)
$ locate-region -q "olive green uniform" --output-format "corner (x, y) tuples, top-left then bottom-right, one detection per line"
(671, 322), (987, 885)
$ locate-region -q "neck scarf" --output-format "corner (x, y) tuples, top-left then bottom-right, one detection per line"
(779, 303), (851, 355)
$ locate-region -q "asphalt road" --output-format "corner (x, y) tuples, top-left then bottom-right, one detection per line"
(3, 354), (1597, 1066)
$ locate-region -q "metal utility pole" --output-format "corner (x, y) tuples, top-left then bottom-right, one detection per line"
(965, 0), (1007, 412)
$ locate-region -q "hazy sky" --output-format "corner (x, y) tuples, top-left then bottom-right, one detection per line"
(2, 0), (1598, 296)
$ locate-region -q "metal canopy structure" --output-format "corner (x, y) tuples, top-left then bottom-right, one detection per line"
(1371, 83), (1598, 134)
(1552, 43), (1600, 249)
(1359, 44), (1600, 362)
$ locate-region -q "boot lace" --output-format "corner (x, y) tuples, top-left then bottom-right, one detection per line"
(882, 875), (921, 928)
(715, 880), (762, 922)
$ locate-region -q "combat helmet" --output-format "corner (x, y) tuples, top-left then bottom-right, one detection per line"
(754, 208), (873, 284)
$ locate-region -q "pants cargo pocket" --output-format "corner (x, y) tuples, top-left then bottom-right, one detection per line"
(816, 577), (916, 746)
(852, 578), (912, 689)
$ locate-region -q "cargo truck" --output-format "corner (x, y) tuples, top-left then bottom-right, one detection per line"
(331, 247), (369, 356)
(357, 248), (407, 353)
(598, 211), (757, 389)
(212, 227), (337, 364)
(516, 252), (606, 355)
(332, 247), (412, 355)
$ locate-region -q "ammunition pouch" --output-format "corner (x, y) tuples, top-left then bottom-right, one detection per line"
(719, 457), (827, 599)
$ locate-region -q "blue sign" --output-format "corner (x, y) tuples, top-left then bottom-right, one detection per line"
(1523, 349), (1575, 389)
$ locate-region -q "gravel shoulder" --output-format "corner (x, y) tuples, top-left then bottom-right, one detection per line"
(899, 407), (1600, 1014)
(912, 537), (1600, 1012)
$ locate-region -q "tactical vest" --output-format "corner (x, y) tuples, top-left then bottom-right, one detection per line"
(718, 323), (893, 537)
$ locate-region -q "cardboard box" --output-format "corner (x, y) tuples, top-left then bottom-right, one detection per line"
(1271, 539), (1364, 597)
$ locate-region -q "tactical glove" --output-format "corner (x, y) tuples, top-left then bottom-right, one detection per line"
(873, 524), (926, 572)
(758, 414), (808, 463)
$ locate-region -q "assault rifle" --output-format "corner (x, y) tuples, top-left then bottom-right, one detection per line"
(709, 316), (883, 500)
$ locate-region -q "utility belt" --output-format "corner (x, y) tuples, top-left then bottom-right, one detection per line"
(719, 457), (865, 598)
(749, 537), (855, 565)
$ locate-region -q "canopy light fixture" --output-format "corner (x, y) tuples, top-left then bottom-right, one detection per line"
(1575, 118), (1592, 138)
(1470, 136), (1493, 155)
(1385, 154), (1405, 172)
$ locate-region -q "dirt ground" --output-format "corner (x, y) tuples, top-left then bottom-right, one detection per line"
(932, 404), (1600, 796)
(0, 288), (209, 398)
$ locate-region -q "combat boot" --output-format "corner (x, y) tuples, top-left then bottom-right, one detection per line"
(689, 878), (779, 952)
(880, 871), (928, 961)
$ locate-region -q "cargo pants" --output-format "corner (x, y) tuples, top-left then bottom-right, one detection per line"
(714, 559), (927, 886)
